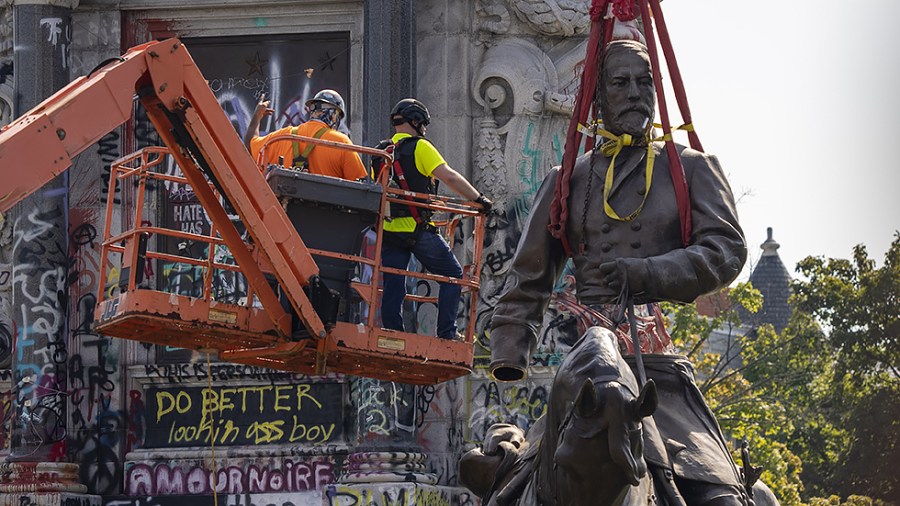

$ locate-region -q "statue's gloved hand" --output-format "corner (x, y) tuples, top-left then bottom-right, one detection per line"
(599, 260), (625, 293)
(460, 423), (527, 499)
(483, 423), (526, 455)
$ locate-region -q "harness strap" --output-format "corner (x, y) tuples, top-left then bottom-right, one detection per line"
(291, 126), (328, 166)
(626, 296), (647, 387)
(385, 142), (424, 224)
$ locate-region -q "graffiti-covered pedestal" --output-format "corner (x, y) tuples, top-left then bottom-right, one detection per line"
(121, 366), (350, 504)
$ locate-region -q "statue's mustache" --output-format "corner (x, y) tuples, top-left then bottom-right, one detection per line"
(619, 106), (651, 117)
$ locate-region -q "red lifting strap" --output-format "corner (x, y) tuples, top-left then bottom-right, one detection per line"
(638, 0), (692, 246)
(550, 0), (696, 254)
(648, 0), (702, 153)
(550, 0), (607, 256)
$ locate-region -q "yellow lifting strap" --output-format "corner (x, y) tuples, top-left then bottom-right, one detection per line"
(594, 125), (675, 222)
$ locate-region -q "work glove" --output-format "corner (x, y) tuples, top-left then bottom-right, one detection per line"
(475, 193), (493, 213)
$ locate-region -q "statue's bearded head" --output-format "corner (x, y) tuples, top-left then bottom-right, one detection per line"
(598, 40), (656, 138)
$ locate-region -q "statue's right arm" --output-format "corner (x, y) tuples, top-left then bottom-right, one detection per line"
(489, 168), (568, 377)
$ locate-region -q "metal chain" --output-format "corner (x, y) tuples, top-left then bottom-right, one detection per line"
(579, 138), (602, 254)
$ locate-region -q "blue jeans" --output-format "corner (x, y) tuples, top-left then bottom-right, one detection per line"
(381, 230), (463, 339)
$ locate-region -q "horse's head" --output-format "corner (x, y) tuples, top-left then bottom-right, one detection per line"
(541, 327), (658, 504)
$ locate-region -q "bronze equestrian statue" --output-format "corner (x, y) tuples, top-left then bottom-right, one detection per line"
(483, 39), (770, 506)
(460, 328), (780, 506)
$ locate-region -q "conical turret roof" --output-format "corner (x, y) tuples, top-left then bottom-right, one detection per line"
(739, 227), (793, 332)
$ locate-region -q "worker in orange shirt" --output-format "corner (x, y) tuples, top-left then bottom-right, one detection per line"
(244, 90), (368, 181)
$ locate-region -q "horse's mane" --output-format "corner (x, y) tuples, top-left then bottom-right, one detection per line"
(536, 326), (640, 504)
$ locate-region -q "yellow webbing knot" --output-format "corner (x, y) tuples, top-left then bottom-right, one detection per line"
(594, 127), (654, 222)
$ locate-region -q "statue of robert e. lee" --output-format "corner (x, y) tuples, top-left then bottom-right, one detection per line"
(488, 39), (751, 506)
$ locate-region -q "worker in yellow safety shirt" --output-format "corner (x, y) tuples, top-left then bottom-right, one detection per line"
(372, 98), (492, 339)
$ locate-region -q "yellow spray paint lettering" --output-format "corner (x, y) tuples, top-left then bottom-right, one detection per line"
(274, 385), (293, 411)
(296, 384), (323, 410)
(289, 415), (335, 444)
(246, 420), (285, 444)
(156, 390), (192, 422)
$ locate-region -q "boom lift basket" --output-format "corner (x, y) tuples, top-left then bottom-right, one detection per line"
(94, 138), (485, 385)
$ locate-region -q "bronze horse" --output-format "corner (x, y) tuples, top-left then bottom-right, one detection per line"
(459, 327), (780, 506)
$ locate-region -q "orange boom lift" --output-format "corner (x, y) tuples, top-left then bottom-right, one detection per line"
(0, 39), (485, 385)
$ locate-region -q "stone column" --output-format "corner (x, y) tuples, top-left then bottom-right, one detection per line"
(357, 0), (421, 463)
(7, 0), (76, 465)
(363, 0), (415, 146)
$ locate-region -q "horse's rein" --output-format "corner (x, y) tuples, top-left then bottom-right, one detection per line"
(611, 270), (648, 387)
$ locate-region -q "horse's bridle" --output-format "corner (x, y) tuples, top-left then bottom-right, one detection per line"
(556, 375), (631, 438)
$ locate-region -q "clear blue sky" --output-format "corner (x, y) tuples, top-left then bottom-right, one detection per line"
(661, 1), (900, 279)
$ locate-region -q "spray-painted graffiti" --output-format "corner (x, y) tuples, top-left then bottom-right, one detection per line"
(0, 369), (12, 451)
(106, 498), (216, 506)
(467, 377), (549, 445)
(39, 16), (71, 70)
(126, 458), (337, 495)
(12, 203), (69, 458)
(11, 495), (101, 506)
(144, 383), (343, 447)
(0, 307), (10, 367)
(0, 260), (10, 368)
(161, 175), (247, 304)
(160, 245), (248, 304)
(97, 131), (122, 205)
(142, 363), (312, 384)
(351, 378), (415, 440)
(106, 493), (322, 506)
(67, 207), (126, 496)
(324, 483), (455, 506)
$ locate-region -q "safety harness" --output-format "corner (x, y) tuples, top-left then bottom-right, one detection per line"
(290, 125), (328, 169)
(376, 136), (436, 227)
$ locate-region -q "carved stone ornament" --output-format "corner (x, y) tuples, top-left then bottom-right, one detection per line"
(0, 3), (11, 61)
(510, 0), (591, 36)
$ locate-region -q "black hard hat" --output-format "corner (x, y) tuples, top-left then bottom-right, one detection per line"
(390, 98), (430, 126)
(306, 89), (346, 118)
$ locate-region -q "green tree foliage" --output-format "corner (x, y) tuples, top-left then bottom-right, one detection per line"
(793, 235), (899, 379)
(790, 234), (900, 502)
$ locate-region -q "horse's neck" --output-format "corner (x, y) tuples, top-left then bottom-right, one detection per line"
(619, 477), (655, 506)
(531, 455), (655, 506)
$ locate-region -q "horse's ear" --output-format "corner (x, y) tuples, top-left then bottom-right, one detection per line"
(575, 378), (602, 417)
(635, 379), (658, 419)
